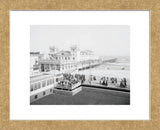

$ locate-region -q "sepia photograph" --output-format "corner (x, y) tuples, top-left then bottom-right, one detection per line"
(30, 25), (130, 105)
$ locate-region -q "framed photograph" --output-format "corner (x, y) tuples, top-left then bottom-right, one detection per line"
(0, 0), (160, 129)
(29, 25), (130, 105)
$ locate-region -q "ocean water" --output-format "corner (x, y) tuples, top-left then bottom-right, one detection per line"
(77, 57), (130, 81)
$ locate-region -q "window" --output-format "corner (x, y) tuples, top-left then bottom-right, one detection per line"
(50, 79), (52, 84)
(43, 91), (46, 96)
(35, 95), (38, 99)
(73, 57), (75, 60)
(34, 83), (38, 90)
(56, 78), (58, 82)
(30, 84), (34, 92)
(47, 80), (50, 86)
(65, 57), (67, 60)
(42, 81), (46, 87)
(33, 67), (39, 70)
(50, 89), (52, 92)
(38, 82), (41, 89)
(52, 79), (54, 83)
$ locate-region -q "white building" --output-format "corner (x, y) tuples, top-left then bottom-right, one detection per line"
(30, 73), (63, 103)
(30, 52), (41, 76)
(38, 45), (101, 73)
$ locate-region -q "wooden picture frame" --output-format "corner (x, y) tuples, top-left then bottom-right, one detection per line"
(0, 0), (160, 129)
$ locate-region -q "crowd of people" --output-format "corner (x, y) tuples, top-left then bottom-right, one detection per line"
(56, 73), (86, 90)
(56, 73), (128, 89)
(63, 73), (86, 83)
(99, 76), (127, 88)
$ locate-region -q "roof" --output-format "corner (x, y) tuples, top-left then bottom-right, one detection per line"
(31, 87), (130, 105)
(30, 74), (53, 83)
(30, 73), (62, 83)
(54, 50), (72, 56)
(30, 52), (40, 55)
(39, 57), (60, 64)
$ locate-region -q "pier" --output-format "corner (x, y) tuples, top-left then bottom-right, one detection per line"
(78, 58), (117, 71)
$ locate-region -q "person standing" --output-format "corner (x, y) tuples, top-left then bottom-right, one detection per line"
(105, 79), (108, 86)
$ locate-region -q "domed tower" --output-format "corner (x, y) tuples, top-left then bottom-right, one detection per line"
(49, 46), (59, 54)
(70, 45), (80, 61)
(70, 45), (78, 54)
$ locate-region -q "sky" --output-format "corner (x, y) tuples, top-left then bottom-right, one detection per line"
(30, 25), (130, 57)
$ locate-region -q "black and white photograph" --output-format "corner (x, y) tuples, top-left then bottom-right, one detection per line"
(30, 25), (130, 105)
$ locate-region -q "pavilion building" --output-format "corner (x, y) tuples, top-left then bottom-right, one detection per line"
(38, 45), (101, 74)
